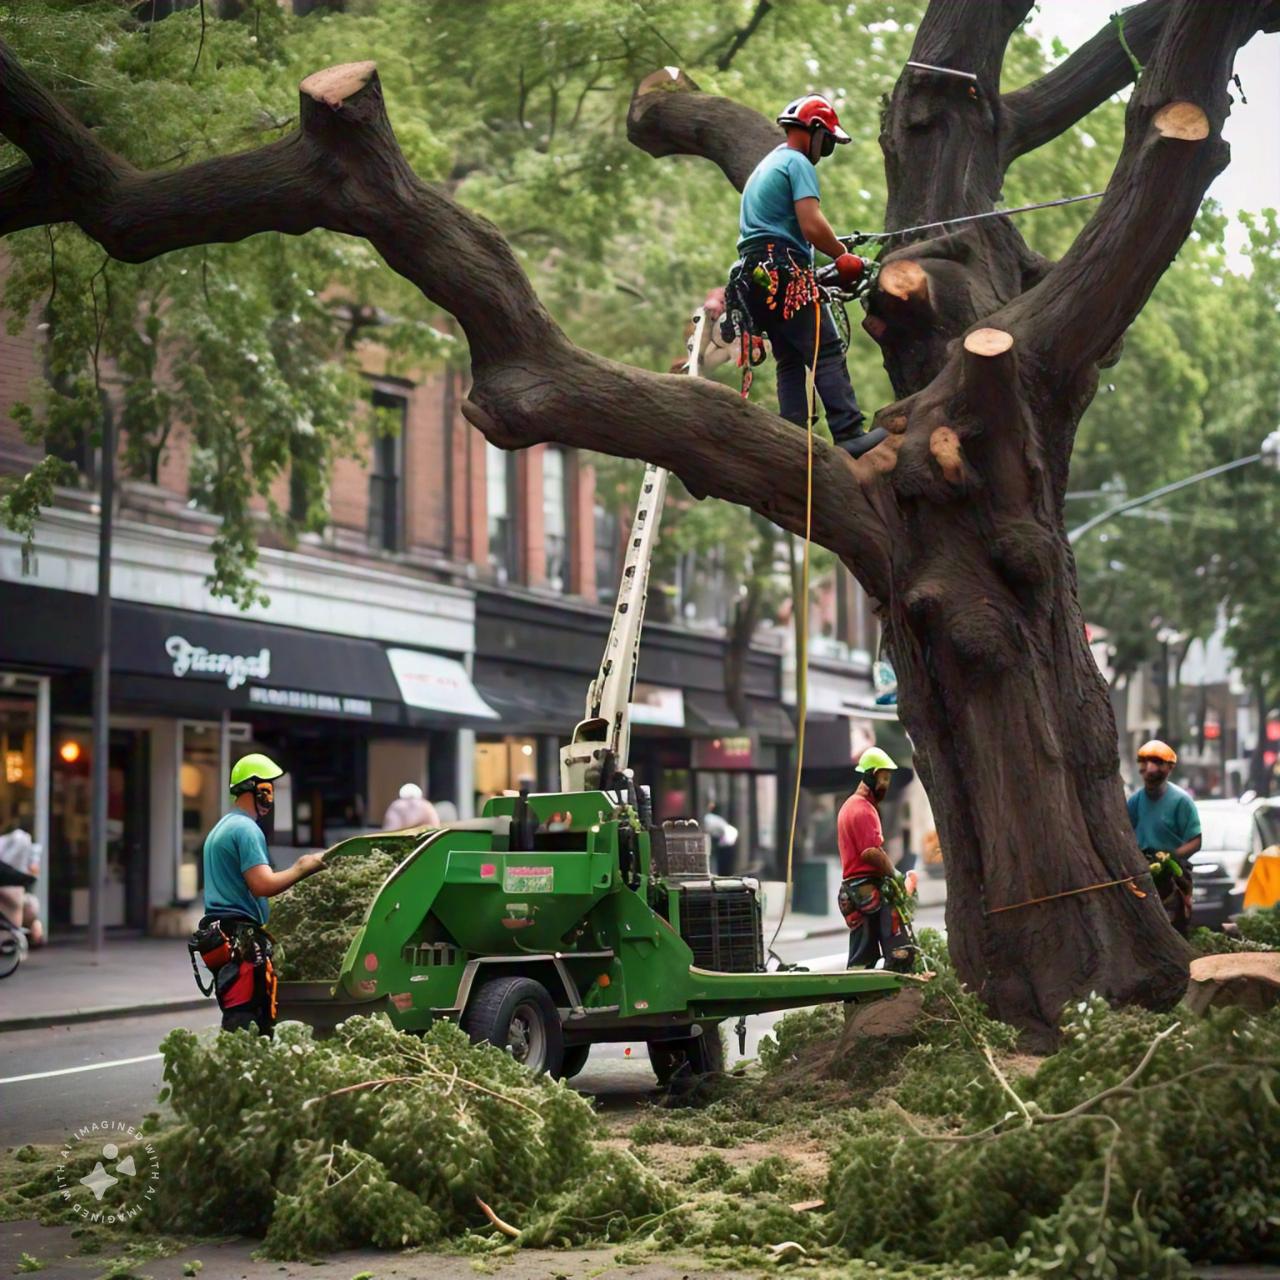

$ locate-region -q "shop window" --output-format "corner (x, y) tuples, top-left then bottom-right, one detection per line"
(0, 691), (36, 833)
(594, 502), (618, 603)
(543, 446), (570, 594)
(486, 441), (518, 583)
(178, 724), (222, 902)
(474, 736), (537, 811)
(369, 390), (406, 552)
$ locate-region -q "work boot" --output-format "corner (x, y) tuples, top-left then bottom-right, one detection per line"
(832, 424), (887, 459)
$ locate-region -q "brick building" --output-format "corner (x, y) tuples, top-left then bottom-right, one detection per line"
(0, 283), (909, 937)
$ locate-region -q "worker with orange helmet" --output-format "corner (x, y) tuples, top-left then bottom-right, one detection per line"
(1127, 740), (1201, 935)
(727, 95), (886, 460)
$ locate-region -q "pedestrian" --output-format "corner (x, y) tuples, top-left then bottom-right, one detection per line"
(0, 827), (44, 947)
(1127, 740), (1201, 936)
(192, 753), (324, 1036)
(837, 747), (913, 971)
(728, 95), (886, 458)
(382, 782), (440, 831)
(702, 800), (739, 876)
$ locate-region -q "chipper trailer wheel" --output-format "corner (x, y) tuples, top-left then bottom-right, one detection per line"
(648, 1025), (725, 1086)
(461, 975), (564, 1077)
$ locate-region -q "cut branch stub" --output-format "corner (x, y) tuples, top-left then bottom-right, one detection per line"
(1152, 100), (1210, 140)
(300, 61), (377, 108)
(878, 259), (929, 305)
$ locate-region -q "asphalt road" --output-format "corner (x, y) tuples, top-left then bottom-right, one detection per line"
(0, 916), (949, 1150)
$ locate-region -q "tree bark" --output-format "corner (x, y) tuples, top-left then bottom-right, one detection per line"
(2, 0), (1275, 1039)
(627, 0), (1274, 1042)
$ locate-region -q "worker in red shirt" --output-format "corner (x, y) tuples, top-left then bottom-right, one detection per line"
(837, 746), (910, 969)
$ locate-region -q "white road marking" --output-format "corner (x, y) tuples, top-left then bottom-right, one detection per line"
(0, 1053), (163, 1086)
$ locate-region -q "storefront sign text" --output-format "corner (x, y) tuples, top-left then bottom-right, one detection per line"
(247, 686), (373, 717)
(165, 635), (270, 690)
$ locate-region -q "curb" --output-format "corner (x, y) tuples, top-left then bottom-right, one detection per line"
(0, 996), (211, 1034)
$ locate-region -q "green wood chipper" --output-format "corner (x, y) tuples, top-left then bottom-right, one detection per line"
(276, 308), (916, 1080)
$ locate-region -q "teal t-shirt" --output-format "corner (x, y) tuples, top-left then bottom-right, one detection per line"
(203, 810), (271, 924)
(1127, 783), (1201, 854)
(738, 144), (821, 260)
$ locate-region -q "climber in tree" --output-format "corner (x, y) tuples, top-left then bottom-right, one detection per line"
(731, 95), (886, 459)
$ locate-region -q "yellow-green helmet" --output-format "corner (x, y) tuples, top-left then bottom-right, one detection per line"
(229, 752), (283, 795)
(858, 746), (898, 773)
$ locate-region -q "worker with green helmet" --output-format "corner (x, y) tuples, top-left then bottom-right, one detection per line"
(193, 752), (325, 1036)
(836, 746), (915, 972)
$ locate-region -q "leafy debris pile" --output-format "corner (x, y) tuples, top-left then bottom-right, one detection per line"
(270, 848), (399, 980)
(1191, 902), (1280, 955)
(147, 1017), (670, 1259)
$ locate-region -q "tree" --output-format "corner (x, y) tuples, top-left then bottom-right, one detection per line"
(4, 1), (1277, 1038)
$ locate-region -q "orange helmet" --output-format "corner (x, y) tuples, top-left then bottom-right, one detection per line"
(1137, 739), (1177, 764)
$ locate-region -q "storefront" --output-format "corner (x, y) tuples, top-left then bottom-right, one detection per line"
(787, 655), (921, 870)
(0, 580), (495, 935)
(470, 588), (795, 875)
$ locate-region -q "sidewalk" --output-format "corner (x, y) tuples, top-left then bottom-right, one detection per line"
(0, 936), (207, 1032)
(0, 872), (947, 1032)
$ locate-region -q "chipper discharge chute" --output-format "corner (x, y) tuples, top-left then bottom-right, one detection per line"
(276, 304), (918, 1078)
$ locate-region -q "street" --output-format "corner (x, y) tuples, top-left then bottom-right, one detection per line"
(0, 917), (946, 1150)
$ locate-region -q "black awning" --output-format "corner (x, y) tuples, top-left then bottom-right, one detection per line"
(472, 661), (587, 735)
(684, 690), (739, 736)
(0, 581), (495, 725)
(748, 698), (796, 743)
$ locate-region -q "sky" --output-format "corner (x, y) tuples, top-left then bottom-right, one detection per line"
(1027, 2), (1280, 266)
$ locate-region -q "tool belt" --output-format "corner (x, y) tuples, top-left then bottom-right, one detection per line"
(188, 915), (278, 1021)
(837, 875), (885, 928)
(724, 241), (819, 340)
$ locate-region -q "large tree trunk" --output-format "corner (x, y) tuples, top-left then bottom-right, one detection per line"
(2, 1), (1276, 1040)
(629, 0), (1274, 1041)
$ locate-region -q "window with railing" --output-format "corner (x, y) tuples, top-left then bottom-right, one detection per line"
(543, 446), (569, 594)
(486, 441), (517, 583)
(369, 390), (405, 552)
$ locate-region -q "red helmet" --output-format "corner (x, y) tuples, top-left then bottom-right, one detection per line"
(776, 95), (851, 144)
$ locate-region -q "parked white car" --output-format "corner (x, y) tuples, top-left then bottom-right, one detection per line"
(1189, 796), (1280, 928)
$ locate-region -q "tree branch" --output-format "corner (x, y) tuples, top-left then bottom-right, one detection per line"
(1007, 0), (1271, 374)
(999, 0), (1280, 170)
(626, 67), (778, 192)
(0, 162), (72, 235)
(0, 41), (895, 597)
(709, 0), (773, 73)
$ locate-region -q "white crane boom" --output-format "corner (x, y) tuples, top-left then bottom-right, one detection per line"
(559, 308), (710, 792)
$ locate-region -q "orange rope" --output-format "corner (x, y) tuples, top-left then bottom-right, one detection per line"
(985, 875), (1149, 916)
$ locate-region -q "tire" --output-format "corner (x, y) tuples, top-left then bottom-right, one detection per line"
(0, 921), (25, 980)
(461, 976), (563, 1077)
(647, 1024), (724, 1086)
(558, 1044), (591, 1081)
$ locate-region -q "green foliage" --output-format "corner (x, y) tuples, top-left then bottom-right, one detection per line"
(757, 1002), (844, 1074)
(269, 849), (398, 980)
(1237, 902), (1280, 947)
(15, 1253), (44, 1273)
(825, 998), (1280, 1276)
(150, 1017), (672, 1259)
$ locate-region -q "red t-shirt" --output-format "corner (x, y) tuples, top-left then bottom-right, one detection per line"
(838, 791), (884, 880)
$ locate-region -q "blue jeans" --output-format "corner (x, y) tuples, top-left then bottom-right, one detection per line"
(768, 300), (865, 439)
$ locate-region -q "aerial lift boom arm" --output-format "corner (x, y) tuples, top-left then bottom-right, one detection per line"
(558, 309), (709, 793)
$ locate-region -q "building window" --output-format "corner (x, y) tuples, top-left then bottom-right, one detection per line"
(369, 390), (406, 552)
(543, 446), (569, 593)
(486, 441), (517, 582)
(594, 502), (618, 603)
